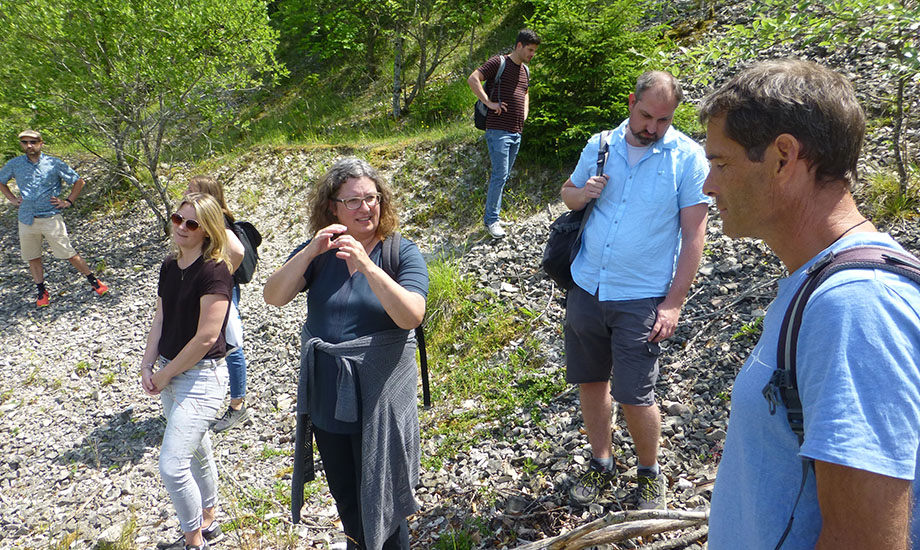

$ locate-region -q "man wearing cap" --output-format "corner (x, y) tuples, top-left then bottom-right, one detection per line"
(0, 130), (108, 306)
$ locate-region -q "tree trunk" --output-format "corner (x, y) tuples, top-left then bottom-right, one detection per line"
(892, 75), (908, 195)
(392, 27), (404, 118)
(365, 25), (378, 79)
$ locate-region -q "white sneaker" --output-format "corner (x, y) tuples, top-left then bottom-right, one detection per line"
(486, 221), (506, 238)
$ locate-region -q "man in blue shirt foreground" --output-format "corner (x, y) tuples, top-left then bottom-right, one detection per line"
(0, 130), (108, 306)
(561, 71), (709, 509)
(702, 60), (920, 549)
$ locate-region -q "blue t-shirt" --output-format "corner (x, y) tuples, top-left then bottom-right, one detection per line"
(0, 153), (81, 224)
(709, 233), (920, 549)
(568, 120), (710, 301)
(290, 236), (429, 433)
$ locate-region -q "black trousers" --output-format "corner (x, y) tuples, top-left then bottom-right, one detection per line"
(313, 426), (410, 550)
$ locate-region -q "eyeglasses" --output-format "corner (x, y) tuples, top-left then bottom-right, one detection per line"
(333, 193), (381, 210)
(170, 212), (201, 231)
(19, 140), (40, 145)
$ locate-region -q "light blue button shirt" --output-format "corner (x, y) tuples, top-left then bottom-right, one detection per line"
(569, 120), (709, 301)
(0, 154), (80, 225)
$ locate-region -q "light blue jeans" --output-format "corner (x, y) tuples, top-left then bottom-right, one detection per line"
(158, 356), (229, 533)
(226, 284), (247, 400)
(484, 129), (522, 226)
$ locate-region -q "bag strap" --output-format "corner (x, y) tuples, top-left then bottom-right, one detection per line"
(574, 130), (611, 244)
(490, 55), (507, 104)
(382, 234), (431, 408)
(763, 244), (920, 550)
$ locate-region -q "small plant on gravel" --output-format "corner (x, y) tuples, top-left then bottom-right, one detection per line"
(74, 360), (91, 376)
(95, 513), (138, 550)
(433, 528), (475, 550)
(731, 317), (763, 341)
(50, 529), (81, 550)
(101, 371), (116, 386)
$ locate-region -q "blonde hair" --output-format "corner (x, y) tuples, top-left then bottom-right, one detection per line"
(173, 193), (232, 269)
(307, 157), (398, 238)
(188, 175), (235, 223)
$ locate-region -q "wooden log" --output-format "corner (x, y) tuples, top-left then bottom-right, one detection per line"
(511, 509), (709, 550)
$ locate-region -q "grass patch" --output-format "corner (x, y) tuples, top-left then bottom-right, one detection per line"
(863, 170), (920, 222)
(422, 257), (566, 468)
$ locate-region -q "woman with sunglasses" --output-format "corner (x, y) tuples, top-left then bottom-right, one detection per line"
(186, 176), (250, 433)
(140, 193), (233, 550)
(264, 157), (428, 550)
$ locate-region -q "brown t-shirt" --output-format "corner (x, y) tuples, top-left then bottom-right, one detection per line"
(157, 255), (232, 360)
(477, 54), (529, 134)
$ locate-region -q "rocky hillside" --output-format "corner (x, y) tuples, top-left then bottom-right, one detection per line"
(2, 4), (919, 549)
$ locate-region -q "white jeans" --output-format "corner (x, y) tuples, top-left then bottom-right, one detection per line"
(158, 357), (228, 532)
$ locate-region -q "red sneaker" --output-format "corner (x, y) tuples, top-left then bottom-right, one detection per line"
(91, 280), (109, 296)
(36, 290), (50, 307)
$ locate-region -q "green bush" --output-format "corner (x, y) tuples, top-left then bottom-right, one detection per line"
(524, 0), (662, 163)
(408, 77), (471, 125)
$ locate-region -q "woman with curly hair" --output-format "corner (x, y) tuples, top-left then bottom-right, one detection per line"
(264, 157), (428, 549)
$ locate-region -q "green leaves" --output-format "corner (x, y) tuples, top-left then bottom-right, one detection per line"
(524, 0), (660, 161)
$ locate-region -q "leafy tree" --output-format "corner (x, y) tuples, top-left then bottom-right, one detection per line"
(524, 0), (660, 161)
(0, 0), (284, 235)
(390, 0), (481, 118)
(675, 0), (919, 194)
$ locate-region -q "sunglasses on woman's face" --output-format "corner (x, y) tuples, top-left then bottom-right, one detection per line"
(170, 212), (200, 231)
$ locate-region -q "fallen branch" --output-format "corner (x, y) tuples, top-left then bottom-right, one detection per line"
(640, 525), (708, 550)
(512, 509), (708, 550)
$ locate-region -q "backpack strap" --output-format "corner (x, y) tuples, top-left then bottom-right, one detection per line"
(763, 245), (920, 550)
(571, 130), (611, 256)
(490, 55), (507, 105)
(765, 245), (920, 440)
(382, 234), (431, 408)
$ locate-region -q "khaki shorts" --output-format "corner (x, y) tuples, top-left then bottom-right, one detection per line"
(19, 214), (77, 261)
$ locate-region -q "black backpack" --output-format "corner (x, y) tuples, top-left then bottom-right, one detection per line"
(231, 220), (262, 285)
(762, 244), (920, 549)
(474, 55), (529, 130)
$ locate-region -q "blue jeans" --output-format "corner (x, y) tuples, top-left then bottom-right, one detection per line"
(226, 284), (247, 400)
(158, 357), (229, 532)
(484, 129), (522, 225)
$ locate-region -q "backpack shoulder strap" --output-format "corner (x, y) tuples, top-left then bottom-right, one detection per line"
(381, 233), (431, 408)
(494, 55), (506, 84)
(576, 130), (612, 239)
(766, 245), (920, 441)
(381, 232), (401, 279)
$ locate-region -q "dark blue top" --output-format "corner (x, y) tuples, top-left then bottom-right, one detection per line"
(289, 236), (429, 432)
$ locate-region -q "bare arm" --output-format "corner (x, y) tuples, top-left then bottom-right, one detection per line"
(524, 90), (530, 121)
(0, 182), (21, 205)
(649, 203), (707, 342)
(561, 176), (608, 211)
(263, 223), (347, 307)
(140, 298), (165, 394)
(332, 235), (426, 329)
(225, 228), (245, 274)
(150, 293), (229, 391)
(815, 460), (911, 549)
(50, 177), (85, 209)
(467, 69), (506, 115)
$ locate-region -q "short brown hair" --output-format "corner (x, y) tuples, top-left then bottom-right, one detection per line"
(307, 157), (398, 238)
(699, 59), (865, 187)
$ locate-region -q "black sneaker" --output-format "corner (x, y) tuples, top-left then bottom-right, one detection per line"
(202, 522), (223, 544)
(212, 404), (250, 433)
(569, 458), (616, 506)
(636, 471), (667, 510)
(157, 524), (220, 549)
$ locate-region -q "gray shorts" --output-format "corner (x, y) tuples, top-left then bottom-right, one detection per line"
(564, 285), (663, 406)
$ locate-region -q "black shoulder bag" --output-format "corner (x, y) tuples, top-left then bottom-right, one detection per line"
(541, 130), (610, 290)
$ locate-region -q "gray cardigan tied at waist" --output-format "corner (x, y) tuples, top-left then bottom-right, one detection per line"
(297, 325), (421, 550)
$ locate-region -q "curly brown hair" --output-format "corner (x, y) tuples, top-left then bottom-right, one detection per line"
(307, 157), (398, 238)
